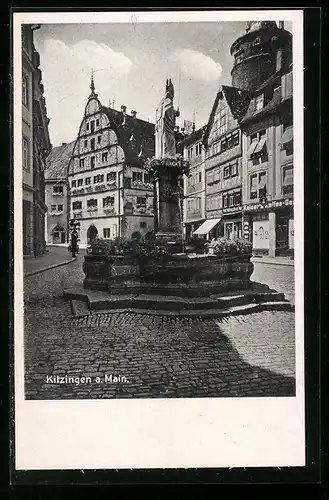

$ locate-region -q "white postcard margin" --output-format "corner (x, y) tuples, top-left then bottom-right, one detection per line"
(14, 9), (305, 470)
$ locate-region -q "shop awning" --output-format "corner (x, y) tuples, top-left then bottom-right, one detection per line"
(193, 218), (221, 235)
(279, 126), (293, 145)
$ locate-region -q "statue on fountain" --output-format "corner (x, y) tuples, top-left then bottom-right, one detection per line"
(155, 78), (180, 159)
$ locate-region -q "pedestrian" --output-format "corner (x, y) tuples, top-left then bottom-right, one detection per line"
(71, 229), (78, 258)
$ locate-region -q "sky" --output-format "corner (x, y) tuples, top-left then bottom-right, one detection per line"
(33, 21), (292, 147)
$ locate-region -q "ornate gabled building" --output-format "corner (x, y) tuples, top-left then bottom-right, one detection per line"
(230, 20), (294, 256)
(22, 24), (52, 256)
(67, 77), (155, 244)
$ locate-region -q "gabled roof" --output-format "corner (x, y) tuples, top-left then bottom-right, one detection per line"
(202, 85), (250, 148)
(101, 106), (155, 167)
(178, 125), (207, 148)
(45, 141), (75, 180)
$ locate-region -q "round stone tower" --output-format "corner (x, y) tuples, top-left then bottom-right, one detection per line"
(230, 21), (292, 93)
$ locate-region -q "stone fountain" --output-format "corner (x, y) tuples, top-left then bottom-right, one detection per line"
(64, 79), (294, 318)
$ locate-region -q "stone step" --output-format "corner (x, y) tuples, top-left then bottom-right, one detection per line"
(70, 299), (91, 317)
(132, 294), (188, 311)
(259, 301), (294, 311)
(213, 291), (286, 307)
(89, 294), (138, 311)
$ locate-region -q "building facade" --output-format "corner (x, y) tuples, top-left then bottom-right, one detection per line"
(45, 141), (75, 244)
(67, 78), (155, 245)
(22, 24), (51, 255)
(230, 20), (294, 256)
(181, 126), (206, 239)
(196, 86), (247, 240)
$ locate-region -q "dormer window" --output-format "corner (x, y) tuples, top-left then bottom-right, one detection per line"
(255, 94), (264, 111)
(253, 37), (261, 46)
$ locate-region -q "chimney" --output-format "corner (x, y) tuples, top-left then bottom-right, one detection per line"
(121, 105), (127, 113)
(131, 110), (137, 118)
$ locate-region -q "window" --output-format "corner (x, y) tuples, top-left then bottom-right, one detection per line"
(50, 205), (56, 212)
(234, 190), (242, 205)
(84, 140), (88, 148)
(198, 172), (202, 183)
(140, 221), (147, 229)
(53, 185), (63, 194)
(102, 152), (108, 162)
(222, 189), (242, 208)
(136, 196), (146, 208)
(90, 156), (95, 169)
(223, 194), (228, 208)
(87, 199), (97, 208)
(249, 130), (267, 158)
(87, 122), (90, 131)
(22, 74), (28, 107)
(103, 196), (114, 207)
(250, 172), (267, 199)
(132, 171), (143, 182)
(282, 166), (293, 195)
(227, 134), (233, 149)
(98, 135), (101, 144)
(85, 177), (91, 185)
(144, 173), (150, 184)
(207, 171), (214, 185)
(103, 228), (111, 239)
(250, 174), (258, 199)
(230, 163), (238, 176)
(213, 169), (220, 183)
(195, 143), (202, 156)
(107, 172), (116, 182)
(57, 204), (63, 212)
(72, 180), (77, 188)
(233, 131), (239, 146)
(94, 174), (104, 184)
(79, 159), (85, 168)
(256, 94), (264, 111)
(254, 37), (261, 45)
(91, 121), (95, 132)
(220, 138), (227, 153)
(77, 179), (83, 187)
(72, 201), (82, 210)
(96, 119), (100, 127)
(224, 166), (230, 179)
(90, 138), (95, 151)
(23, 137), (29, 171)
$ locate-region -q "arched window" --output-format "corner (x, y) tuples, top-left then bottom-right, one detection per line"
(52, 225), (66, 244)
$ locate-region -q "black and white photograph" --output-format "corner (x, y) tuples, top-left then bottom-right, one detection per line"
(14, 10), (305, 470)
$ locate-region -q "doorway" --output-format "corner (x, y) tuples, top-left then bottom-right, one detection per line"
(87, 225), (98, 244)
(276, 213), (289, 255)
(52, 225), (66, 244)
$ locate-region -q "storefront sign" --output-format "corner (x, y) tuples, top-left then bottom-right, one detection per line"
(253, 220), (270, 249)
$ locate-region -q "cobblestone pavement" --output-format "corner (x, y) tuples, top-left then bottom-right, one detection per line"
(24, 254), (295, 399)
(251, 261), (295, 305)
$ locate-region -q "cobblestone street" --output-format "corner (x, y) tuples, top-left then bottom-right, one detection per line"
(23, 250), (296, 399)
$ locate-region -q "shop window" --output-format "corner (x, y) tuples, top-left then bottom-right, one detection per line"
(103, 196), (114, 207)
(72, 201), (82, 210)
(90, 156), (95, 169)
(103, 228), (111, 239)
(85, 177), (91, 185)
(79, 159), (85, 168)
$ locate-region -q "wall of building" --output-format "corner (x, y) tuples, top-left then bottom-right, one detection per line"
(46, 180), (68, 243)
(183, 134), (206, 232)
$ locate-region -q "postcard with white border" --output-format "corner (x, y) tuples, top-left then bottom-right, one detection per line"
(13, 9), (305, 471)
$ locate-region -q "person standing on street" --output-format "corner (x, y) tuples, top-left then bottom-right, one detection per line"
(71, 229), (78, 258)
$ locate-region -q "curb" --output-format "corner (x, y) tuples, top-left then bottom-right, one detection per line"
(24, 257), (77, 278)
(252, 258), (294, 267)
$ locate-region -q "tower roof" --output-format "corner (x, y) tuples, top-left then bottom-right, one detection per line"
(245, 21), (278, 33)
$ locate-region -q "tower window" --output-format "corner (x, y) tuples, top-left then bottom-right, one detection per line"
(254, 37), (261, 45)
